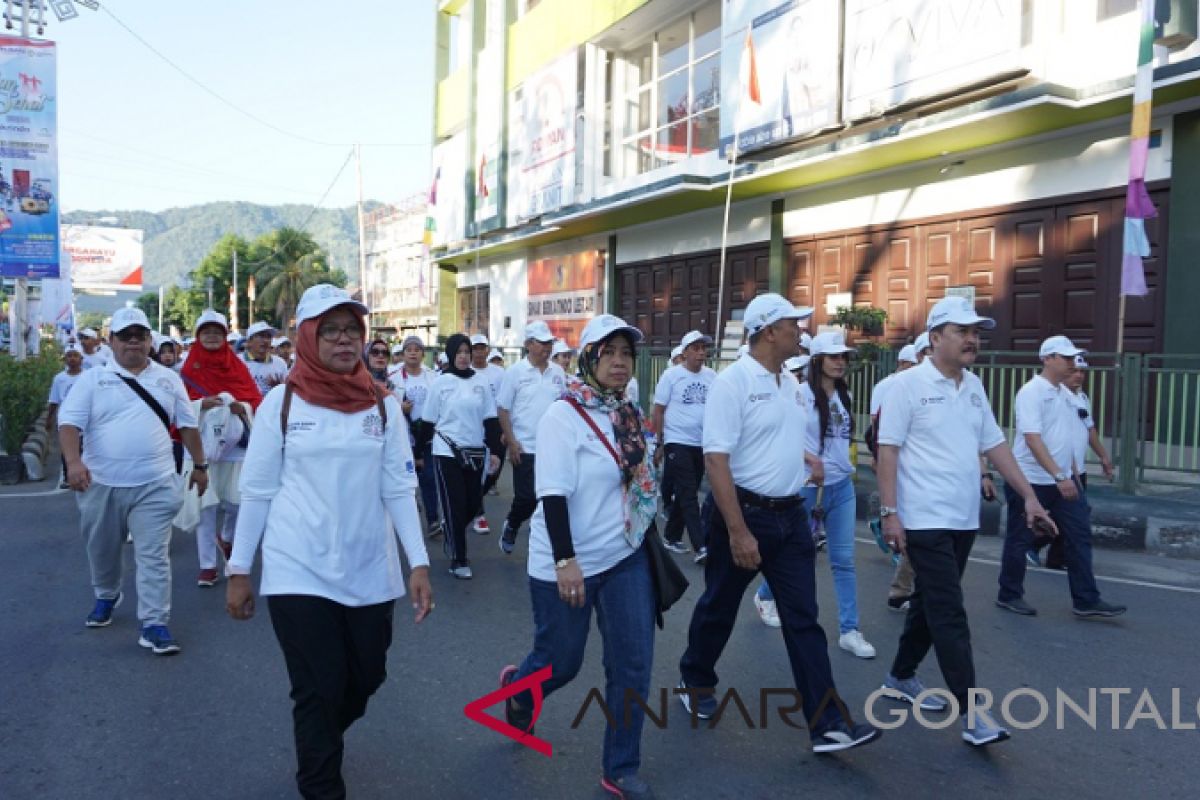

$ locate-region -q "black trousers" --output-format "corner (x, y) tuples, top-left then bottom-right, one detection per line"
(434, 455), (484, 565)
(890, 529), (977, 712)
(504, 454), (538, 533)
(481, 445), (507, 496)
(663, 444), (706, 550)
(268, 595), (395, 800)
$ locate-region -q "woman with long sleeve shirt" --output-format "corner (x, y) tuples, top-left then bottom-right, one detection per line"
(500, 314), (659, 800)
(415, 333), (503, 579)
(224, 284), (433, 800)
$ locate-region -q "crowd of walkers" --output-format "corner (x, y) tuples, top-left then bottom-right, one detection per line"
(52, 285), (1126, 800)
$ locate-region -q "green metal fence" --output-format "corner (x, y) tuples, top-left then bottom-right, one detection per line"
(632, 348), (1200, 493)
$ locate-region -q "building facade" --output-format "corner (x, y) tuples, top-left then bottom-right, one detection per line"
(428, 0), (1200, 355)
(363, 196), (439, 342)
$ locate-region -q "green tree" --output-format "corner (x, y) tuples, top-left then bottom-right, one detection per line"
(135, 291), (159, 327)
(250, 227), (344, 334)
(192, 234), (254, 330)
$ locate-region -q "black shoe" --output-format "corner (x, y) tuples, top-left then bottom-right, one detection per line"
(676, 680), (718, 720)
(887, 596), (910, 612)
(1073, 600), (1127, 618)
(499, 665), (534, 734)
(601, 774), (655, 799)
(499, 523), (517, 555)
(812, 720), (881, 753)
(995, 597), (1037, 616)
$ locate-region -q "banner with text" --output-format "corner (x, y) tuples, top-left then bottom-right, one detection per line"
(507, 49), (577, 223)
(0, 37), (59, 279)
(527, 250), (603, 345)
(62, 225), (143, 292)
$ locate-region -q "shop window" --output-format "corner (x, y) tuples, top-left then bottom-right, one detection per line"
(458, 285), (490, 337)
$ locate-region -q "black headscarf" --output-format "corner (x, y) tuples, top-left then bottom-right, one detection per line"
(443, 333), (475, 379)
(363, 337), (390, 384)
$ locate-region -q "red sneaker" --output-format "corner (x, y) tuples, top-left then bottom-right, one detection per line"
(473, 515), (491, 534)
(197, 568), (219, 587)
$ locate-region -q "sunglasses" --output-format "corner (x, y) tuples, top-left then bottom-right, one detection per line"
(114, 329), (149, 342)
(369, 348), (389, 356)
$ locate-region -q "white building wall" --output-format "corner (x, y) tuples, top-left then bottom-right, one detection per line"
(615, 199), (771, 264)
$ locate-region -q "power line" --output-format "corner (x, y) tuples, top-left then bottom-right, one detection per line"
(97, 3), (429, 150)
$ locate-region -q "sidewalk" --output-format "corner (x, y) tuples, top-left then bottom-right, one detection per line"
(853, 465), (1200, 561)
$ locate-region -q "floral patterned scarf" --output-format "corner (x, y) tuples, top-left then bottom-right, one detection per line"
(565, 352), (658, 548)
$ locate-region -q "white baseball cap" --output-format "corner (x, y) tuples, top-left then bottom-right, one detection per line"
(784, 354), (810, 373)
(246, 321), (276, 339)
(913, 332), (931, 354)
(151, 332), (167, 351)
(488, 348), (503, 362)
(737, 344), (750, 357)
(470, 333), (489, 347)
(551, 340), (572, 357)
(195, 309), (229, 334)
(1074, 354), (1089, 368)
(743, 293), (814, 336)
(1039, 335), (1086, 359)
(808, 330), (854, 357)
(897, 344), (918, 364)
(579, 314), (644, 350)
(523, 320), (554, 343)
(926, 295), (995, 331)
(226, 331), (241, 343)
(800, 332), (813, 350)
(389, 342), (403, 355)
(79, 327), (98, 338)
(679, 330), (713, 350)
(436, 352), (448, 365)
(110, 307), (151, 334)
(670, 344), (684, 360)
(64, 342), (83, 355)
(295, 284), (368, 325)
(273, 336), (291, 347)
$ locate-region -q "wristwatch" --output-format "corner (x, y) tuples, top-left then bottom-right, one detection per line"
(879, 506), (898, 518)
(555, 557), (575, 570)
(193, 463), (209, 472)
(1053, 471), (1068, 482)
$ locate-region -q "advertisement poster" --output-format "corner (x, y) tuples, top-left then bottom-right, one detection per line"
(843, 0), (1024, 120)
(62, 225), (144, 292)
(430, 132), (468, 248)
(473, 43), (503, 232)
(719, 0), (841, 158)
(507, 49), (577, 223)
(0, 37), (59, 279)
(526, 250), (603, 345)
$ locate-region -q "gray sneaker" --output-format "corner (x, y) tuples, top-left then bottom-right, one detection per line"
(880, 674), (949, 712)
(995, 597), (1038, 616)
(962, 709), (1011, 746)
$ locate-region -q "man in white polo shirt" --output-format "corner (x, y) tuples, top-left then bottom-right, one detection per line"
(78, 327), (107, 369)
(495, 321), (567, 554)
(996, 336), (1126, 618)
(58, 307), (209, 656)
(241, 321), (289, 396)
(876, 296), (1055, 746)
(677, 293), (880, 754)
(652, 330), (716, 561)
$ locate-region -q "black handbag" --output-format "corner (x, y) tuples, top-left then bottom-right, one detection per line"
(438, 431), (487, 472)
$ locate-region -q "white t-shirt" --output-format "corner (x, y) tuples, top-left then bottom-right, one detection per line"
(480, 363), (506, 399)
(877, 359), (1006, 531)
(653, 364), (717, 447)
(496, 358), (567, 453)
(81, 350), (107, 370)
(232, 388), (429, 606)
(870, 374), (896, 416)
(1066, 390), (1094, 476)
(48, 370), (82, 405)
(801, 383), (854, 485)
(421, 371), (498, 458)
(703, 355), (810, 497)
(57, 360), (198, 487)
(1013, 375), (1079, 484)
(241, 353), (290, 397)
(527, 399), (635, 582)
(398, 365), (436, 440)
(386, 361), (406, 380)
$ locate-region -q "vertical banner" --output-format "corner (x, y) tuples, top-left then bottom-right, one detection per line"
(526, 250), (602, 345)
(473, 43), (503, 231)
(0, 37), (58, 279)
(507, 49), (577, 223)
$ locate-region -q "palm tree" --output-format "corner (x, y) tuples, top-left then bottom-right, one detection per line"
(255, 251), (326, 336)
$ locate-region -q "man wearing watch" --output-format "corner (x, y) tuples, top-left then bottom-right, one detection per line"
(875, 296), (1057, 747)
(996, 336), (1126, 619)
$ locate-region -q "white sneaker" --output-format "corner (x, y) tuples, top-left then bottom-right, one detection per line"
(473, 515), (490, 534)
(838, 630), (877, 659)
(753, 595), (782, 628)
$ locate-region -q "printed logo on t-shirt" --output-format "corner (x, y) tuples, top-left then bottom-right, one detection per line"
(406, 384), (428, 407)
(971, 394), (984, 408)
(155, 378), (174, 392)
(749, 392), (773, 403)
(920, 396), (946, 406)
(680, 381), (709, 405)
(362, 413), (384, 438)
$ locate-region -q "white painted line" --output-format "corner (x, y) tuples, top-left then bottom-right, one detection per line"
(0, 486), (70, 499)
(853, 536), (1200, 595)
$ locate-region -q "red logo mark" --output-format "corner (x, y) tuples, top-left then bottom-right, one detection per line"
(463, 665), (554, 757)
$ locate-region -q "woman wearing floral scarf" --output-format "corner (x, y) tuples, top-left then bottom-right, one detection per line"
(499, 314), (659, 800)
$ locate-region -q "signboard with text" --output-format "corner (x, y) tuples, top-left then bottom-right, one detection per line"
(526, 250), (603, 346)
(62, 225), (143, 292)
(507, 49), (577, 223)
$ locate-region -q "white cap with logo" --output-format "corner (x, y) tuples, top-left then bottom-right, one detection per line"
(110, 307), (151, 334)
(743, 293), (814, 336)
(926, 295), (995, 331)
(679, 330), (713, 350)
(551, 339), (572, 357)
(897, 344), (918, 364)
(1039, 335), (1086, 359)
(245, 321), (276, 339)
(470, 333), (489, 347)
(784, 354), (811, 373)
(489, 348), (504, 362)
(1074, 354), (1089, 368)
(523, 320), (555, 343)
(195, 309), (229, 333)
(64, 342), (84, 355)
(913, 331), (931, 354)
(670, 344), (684, 360)
(79, 327), (99, 338)
(273, 336), (291, 347)
(295, 284), (369, 325)
(579, 314), (643, 350)
(808, 330), (854, 357)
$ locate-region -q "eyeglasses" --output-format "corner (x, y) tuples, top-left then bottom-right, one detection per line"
(368, 348), (388, 356)
(317, 324), (364, 342)
(826, 353), (850, 361)
(114, 329), (149, 342)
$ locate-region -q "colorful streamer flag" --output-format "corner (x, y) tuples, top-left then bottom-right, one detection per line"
(1121, 0), (1156, 298)
(740, 28), (761, 107)
(477, 154), (490, 199)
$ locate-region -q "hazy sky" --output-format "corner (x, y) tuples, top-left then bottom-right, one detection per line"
(47, 0), (435, 213)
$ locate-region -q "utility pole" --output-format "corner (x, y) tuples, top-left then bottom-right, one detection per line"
(231, 248), (238, 331)
(356, 143), (368, 333)
(9, 1), (33, 360)
(158, 284), (164, 331)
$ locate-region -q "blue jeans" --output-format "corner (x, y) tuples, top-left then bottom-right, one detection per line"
(513, 547), (655, 780)
(756, 479), (860, 634)
(681, 495), (849, 736)
(998, 482), (1101, 607)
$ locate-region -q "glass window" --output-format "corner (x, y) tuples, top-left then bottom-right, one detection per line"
(658, 69), (690, 128)
(657, 16), (691, 77)
(691, 109), (719, 154)
(693, 3), (721, 58)
(692, 53), (720, 113)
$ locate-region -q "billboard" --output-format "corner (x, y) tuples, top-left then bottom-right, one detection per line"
(507, 49), (577, 223)
(719, 0), (841, 158)
(0, 37), (59, 279)
(430, 132), (468, 248)
(62, 224), (144, 292)
(526, 250), (603, 346)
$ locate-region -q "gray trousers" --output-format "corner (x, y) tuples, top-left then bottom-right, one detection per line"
(76, 476), (183, 626)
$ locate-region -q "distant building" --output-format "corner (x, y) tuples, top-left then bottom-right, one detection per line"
(363, 195), (439, 341)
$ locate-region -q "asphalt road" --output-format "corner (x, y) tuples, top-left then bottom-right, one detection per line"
(3, 478), (1199, 800)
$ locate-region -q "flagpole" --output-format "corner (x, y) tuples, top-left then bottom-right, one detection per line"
(715, 24), (755, 354)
